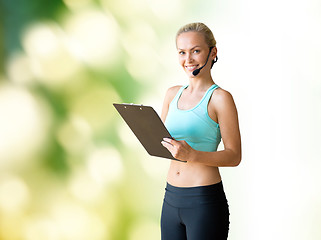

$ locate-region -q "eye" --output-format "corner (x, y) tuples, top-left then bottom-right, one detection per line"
(193, 49), (200, 53)
(179, 51), (185, 55)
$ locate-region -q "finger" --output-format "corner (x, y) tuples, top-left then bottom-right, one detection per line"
(163, 138), (177, 146)
(161, 141), (176, 157)
(162, 139), (172, 146)
(161, 140), (173, 149)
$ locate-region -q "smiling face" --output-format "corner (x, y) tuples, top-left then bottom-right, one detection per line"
(176, 31), (215, 78)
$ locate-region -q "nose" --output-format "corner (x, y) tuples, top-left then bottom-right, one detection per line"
(186, 52), (193, 62)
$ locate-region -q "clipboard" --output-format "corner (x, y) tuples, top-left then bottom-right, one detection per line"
(113, 103), (184, 162)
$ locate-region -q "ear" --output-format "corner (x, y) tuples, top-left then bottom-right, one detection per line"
(211, 47), (217, 59)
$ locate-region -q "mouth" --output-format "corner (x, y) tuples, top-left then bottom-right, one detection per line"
(185, 65), (198, 71)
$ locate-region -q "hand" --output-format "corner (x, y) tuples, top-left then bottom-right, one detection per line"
(161, 138), (196, 162)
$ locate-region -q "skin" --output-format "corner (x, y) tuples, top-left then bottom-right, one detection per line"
(160, 31), (241, 187)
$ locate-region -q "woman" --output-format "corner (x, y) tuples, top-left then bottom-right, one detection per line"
(160, 22), (241, 240)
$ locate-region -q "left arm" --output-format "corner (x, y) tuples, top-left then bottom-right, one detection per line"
(161, 89), (241, 167)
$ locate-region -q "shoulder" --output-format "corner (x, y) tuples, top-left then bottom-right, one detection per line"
(212, 87), (234, 102)
(210, 87), (237, 112)
(164, 85), (183, 103)
(161, 85), (183, 122)
(166, 85), (183, 95)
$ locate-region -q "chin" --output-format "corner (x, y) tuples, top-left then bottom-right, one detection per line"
(187, 73), (197, 78)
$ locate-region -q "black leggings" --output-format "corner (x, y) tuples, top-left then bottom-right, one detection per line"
(161, 181), (229, 240)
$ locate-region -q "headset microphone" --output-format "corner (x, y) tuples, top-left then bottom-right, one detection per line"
(192, 47), (214, 76)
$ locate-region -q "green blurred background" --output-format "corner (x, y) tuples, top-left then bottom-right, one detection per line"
(1, 0), (321, 239)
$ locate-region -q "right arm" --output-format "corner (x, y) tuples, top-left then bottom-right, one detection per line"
(160, 86), (181, 123)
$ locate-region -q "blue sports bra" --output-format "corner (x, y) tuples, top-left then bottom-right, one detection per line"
(165, 84), (221, 152)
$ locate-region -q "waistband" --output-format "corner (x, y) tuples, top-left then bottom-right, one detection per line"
(166, 181), (224, 195)
(164, 181), (227, 208)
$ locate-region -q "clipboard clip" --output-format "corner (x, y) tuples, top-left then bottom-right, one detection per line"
(129, 103), (143, 106)
(123, 103), (144, 110)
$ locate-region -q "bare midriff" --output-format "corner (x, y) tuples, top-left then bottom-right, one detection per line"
(167, 160), (222, 187)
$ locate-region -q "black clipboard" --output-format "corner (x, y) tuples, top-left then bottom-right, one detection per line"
(113, 103), (184, 162)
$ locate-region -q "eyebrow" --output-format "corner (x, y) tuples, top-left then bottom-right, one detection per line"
(178, 45), (201, 51)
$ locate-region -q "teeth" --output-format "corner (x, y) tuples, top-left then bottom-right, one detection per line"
(186, 65), (197, 70)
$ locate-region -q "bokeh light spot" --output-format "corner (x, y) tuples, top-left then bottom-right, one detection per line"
(22, 22), (81, 86)
(63, 0), (93, 10)
(68, 168), (103, 202)
(146, 0), (182, 21)
(69, 85), (120, 132)
(0, 84), (50, 168)
(122, 21), (159, 82)
(129, 218), (160, 240)
(24, 217), (59, 240)
(51, 203), (107, 240)
(7, 52), (34, 85)
(87, 146), (123, 185)
(56, 114), (92, 155)
(140, 155), (169, 181)
(64, 8), (119, 69)
(0, 175), (30, 213)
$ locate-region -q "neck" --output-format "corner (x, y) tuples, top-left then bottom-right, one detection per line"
(187, 76), (215, 92)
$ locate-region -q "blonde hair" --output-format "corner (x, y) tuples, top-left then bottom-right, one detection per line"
(176, 22), (216, 48)
(176, 22), (217, 67)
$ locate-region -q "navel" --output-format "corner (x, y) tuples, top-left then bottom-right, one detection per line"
(176, 171), (180, 176)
